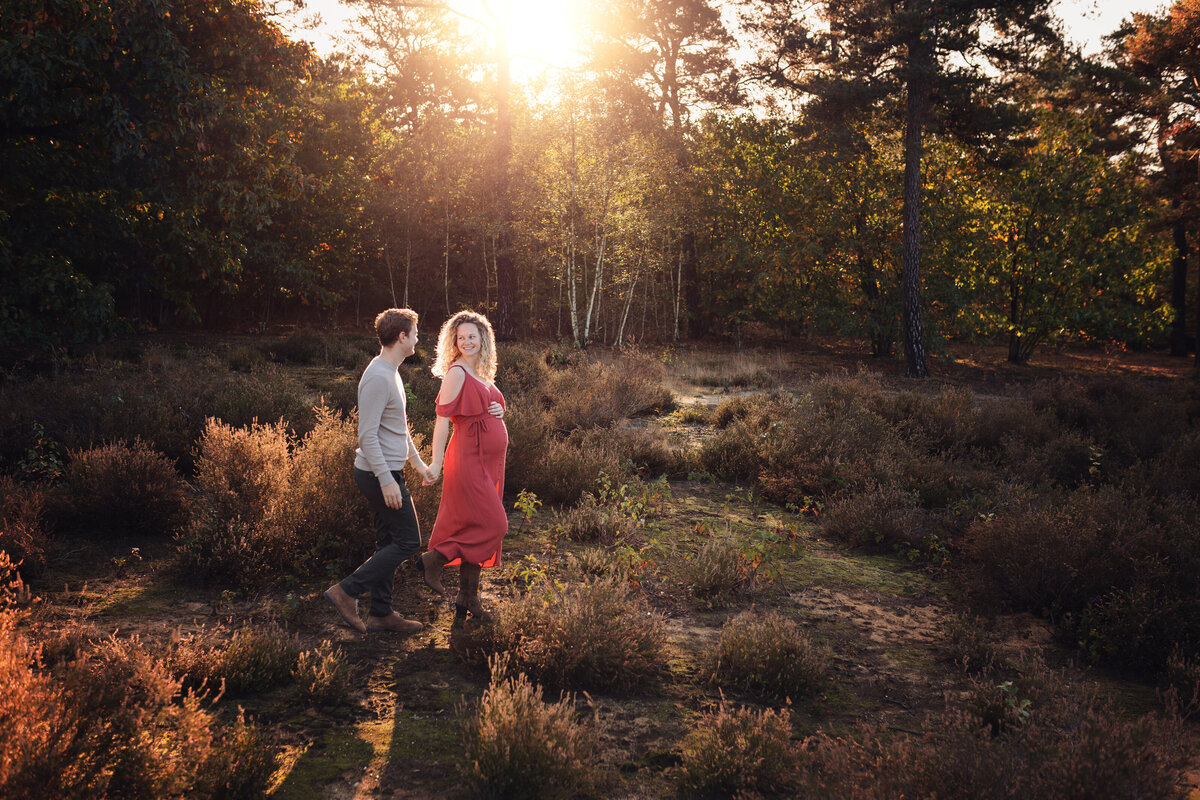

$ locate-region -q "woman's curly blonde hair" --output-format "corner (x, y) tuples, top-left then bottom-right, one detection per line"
(431, 310), (497, 382)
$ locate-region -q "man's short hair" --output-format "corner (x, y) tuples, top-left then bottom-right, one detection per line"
(375, 308), (418, 347)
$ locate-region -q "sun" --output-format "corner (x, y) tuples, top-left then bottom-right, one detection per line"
(452, 0), (585, 79)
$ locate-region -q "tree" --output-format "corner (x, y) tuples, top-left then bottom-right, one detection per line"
(1096, 0), (1200, 361)
(0, 0), (318, 348)
(583, 0), (740, 339)
(743, 0), (1059, 376)
(957, 111), (1170, 362)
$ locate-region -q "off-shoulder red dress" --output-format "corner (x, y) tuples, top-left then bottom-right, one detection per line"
(428, 365), (508, 568)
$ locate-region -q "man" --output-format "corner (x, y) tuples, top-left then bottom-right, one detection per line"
(325, 308), (432, 633)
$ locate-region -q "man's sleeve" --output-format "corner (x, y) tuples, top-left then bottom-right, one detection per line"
(358, 373), (395, 487)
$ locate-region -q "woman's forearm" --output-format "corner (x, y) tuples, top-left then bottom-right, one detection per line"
(430, 416), (450, 468)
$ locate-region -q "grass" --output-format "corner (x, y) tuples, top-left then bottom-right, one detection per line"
(7, 335), (1197, 799)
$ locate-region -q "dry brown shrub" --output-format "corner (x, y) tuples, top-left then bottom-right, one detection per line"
(821, 483), (921, 552)
(795, 681), (1189, 799)
(169, 622), (300, 697)
(677, 702), (798, 798)
(553, 494), (635, 545)
(180, 408), (374, 586)
(713, 610), (829, 702)
(274, 407), (373, 564)
(685, 536), (765, 609)
(52, 439), (188, 538)
(579, 424), (687, 477)
(192, 418), (290, 523)
(0, 566), (275, 800)
(486, 575), (667, 692)
(293, 640), (352, 707)
(462, 656), (595, 800)
(0, 476), (49, 577)
(544, 357), (673, 431)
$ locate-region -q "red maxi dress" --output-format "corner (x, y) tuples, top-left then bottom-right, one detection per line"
(428, 365), (508, 568)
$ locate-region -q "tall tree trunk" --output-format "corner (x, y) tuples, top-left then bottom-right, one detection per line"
(1169, 209), (1190, 356)
(900, 39), (930, 379)
(492, 12), (516, 339)
(444, 202), (451, 315)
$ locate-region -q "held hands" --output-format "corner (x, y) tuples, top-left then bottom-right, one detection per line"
(488, 401), (504, 419)
(423, 462), (442, 486)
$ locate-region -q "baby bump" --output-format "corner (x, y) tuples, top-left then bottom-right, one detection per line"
(479, 420), (508, 457)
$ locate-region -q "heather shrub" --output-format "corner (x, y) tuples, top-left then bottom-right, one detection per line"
(685, 536), (765, 609)
(553, 493), (636, 545)
(51, 439), (188, 538)
(180, 409), (373, 586)
(794, 682), (1188, 799)
(821, 483), (921, 553)
(712, 611), (829, 702)
(1128, 426), (1200, 499)
(959, 486), (1200, 674)
(563, 547), (627, 582)
(0, 477), (49, 577)
(192, 418), (290, 522)
(544, 356), (673, 431)
(0, 601), (276, 800)
(462, 656), (595, 800)
(293, 640), (352, 707)
(579, 424), (686, 477)
(944, 614), (1000, 675)
(700, 380), (912, 505)
(677, 703), (798, 798)
(1029, 375), (1186, 465)
(0, 350), (311, 473)
(509, 424), (631, 507)
(272, 407), (372, 566)
(225, 345), (267, 373)
(495, 342), (552, 398)
(268, 328), (372, 369)
(486, 575), (667, 692)
(170, 623), (300, 697)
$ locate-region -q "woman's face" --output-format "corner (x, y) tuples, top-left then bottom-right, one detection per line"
(455, 322), (482, 359)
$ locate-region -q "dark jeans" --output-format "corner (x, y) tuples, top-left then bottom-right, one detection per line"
(341, 468), (421, 617)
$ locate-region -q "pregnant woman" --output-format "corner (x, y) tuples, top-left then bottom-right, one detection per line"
(418, 310), (508, 623)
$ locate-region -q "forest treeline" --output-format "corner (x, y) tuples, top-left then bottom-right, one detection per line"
(1, 0), (1197, 369)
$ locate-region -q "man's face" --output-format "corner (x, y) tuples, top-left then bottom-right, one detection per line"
(398, 325), (418, 357)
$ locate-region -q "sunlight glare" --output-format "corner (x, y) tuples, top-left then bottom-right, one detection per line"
(452, 0), (585, 78)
